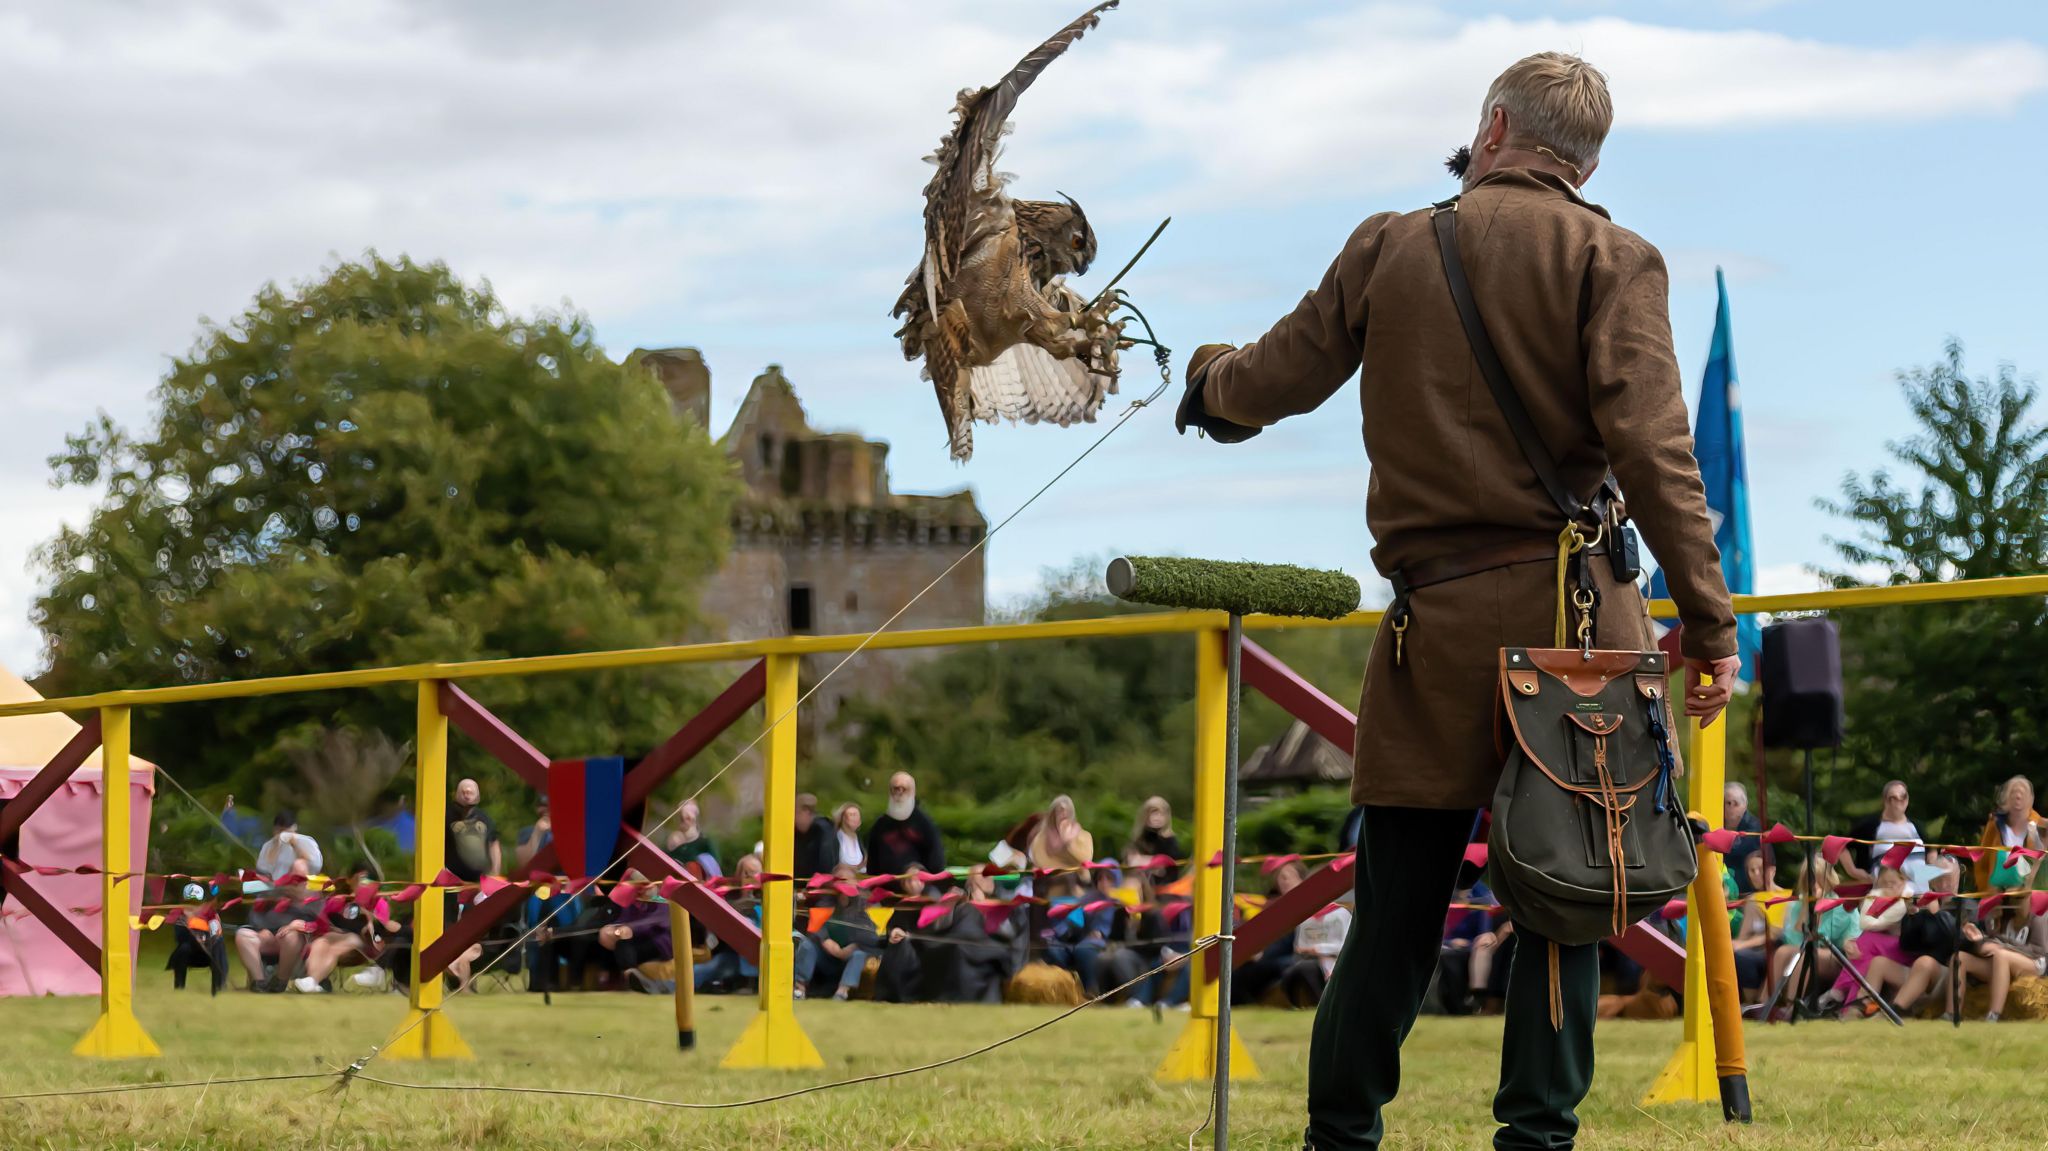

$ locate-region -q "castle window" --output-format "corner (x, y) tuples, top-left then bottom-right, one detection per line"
(788, 585), (814, 633)
(758, 433), (774, 468)
(844, 591), (858, 612)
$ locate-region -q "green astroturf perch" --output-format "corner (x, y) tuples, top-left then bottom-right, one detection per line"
(1105, 556), (1358, 1151)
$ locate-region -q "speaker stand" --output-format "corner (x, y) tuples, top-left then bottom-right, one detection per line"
(1785, 747), (1902, 1027)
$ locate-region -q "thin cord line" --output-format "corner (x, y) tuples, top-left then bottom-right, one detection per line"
(360, 363), (1177, 1073)
(351, 936), (1220, 1112)
(0, 1071), (333, 1103)
(152, 761), (260, 864)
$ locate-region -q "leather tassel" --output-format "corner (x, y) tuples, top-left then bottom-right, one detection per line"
(1548, 939), (1562, 1031)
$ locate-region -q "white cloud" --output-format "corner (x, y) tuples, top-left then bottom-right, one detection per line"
(0, 1), (2041, 672)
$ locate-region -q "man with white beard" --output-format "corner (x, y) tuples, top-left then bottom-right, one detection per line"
(864, 772), (947, 882)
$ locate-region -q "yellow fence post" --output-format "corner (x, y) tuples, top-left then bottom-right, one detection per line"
(721, 652), (822, 1069)
(73, 706), (159, 1058)
(1158, 627), (1257, 1082)
(1643, 679), (1726, 1105)
(384, 680), (473, 1060)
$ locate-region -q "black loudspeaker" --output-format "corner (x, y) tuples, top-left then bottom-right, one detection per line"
(1759, 618), (1844, 749)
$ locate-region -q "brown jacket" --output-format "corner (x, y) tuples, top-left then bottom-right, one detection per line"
(1199, 167), (1736, 809)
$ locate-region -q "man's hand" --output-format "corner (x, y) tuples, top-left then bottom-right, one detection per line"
(888, 927), (907, 946)
(1683, 655), (1741, 726)
(535, 814), (551, 835)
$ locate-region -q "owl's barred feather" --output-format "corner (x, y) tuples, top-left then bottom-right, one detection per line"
(891, 1), (1126, 462)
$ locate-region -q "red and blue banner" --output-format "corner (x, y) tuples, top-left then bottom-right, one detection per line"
(547, 756), (625, 880)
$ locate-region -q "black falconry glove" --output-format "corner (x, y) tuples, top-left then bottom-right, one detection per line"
(1173, 343), (1261, 444)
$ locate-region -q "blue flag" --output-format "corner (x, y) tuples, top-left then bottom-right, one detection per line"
(1649, 268), (1760, 679)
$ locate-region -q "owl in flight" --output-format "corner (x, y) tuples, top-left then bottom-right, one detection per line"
(892, 1), (1127, 462)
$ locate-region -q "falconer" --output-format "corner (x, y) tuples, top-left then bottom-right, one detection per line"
(1176, 52), (1741, 1151)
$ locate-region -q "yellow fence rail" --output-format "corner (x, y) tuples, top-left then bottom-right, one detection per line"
(5, 574), (2044, 1097)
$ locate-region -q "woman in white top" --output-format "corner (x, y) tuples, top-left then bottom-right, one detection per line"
(1284, 901), (1351, 1007)
(833, 803), (865, 872)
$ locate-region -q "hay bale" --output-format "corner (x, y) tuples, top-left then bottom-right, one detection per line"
(2007, 975), (2048, 1020)
(1006, 962), (1083, 1006)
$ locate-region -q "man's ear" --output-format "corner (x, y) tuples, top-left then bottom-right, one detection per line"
(1485, 105), (1509, 150)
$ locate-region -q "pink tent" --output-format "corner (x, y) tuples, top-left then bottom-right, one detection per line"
(0, 668), (154, 997)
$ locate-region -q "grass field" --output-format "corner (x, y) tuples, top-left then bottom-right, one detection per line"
(1, 988), (2044, 1150)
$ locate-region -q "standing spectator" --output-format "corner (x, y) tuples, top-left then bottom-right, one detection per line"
(446, 778), (501, 883)
(664, 799), (720, 877)
(1026, 795), (1095, 898)
(791, 793), (839, 881)
(254, 810), (323, 883)
(833, 803), (866, 872)
(1843, 780), (1931, 887)
(1975, 776), (2045, 892)
(1124, 796), (1182, 883)
(866, 773), (946, 879)
(514, 796), (552, 872)
(1722, 783), (1765, 893)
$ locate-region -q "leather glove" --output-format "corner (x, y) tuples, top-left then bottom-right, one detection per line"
(1173, 344), (1262, 443)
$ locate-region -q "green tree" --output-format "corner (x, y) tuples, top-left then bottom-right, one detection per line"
(1818, 340), (2048, 832)
(34, 255), (739, 815)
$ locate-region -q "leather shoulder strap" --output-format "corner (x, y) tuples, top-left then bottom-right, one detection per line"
(1431, 199), (1584, 523)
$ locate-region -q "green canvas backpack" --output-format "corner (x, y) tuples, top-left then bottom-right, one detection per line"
(1488, 646), (1694, 947)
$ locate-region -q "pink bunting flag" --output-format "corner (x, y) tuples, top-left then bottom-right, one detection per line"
(604, 882), (639, 908)
(479, 875), (514, 898)
(239, 869), (265, 883)
(914, 871), (952, 884)
(1148, 854), (1177, 872)
(1763, 823), (1798, 845)
(1762, 895), (1796, 907)
(432, 869), (462, 889)
(1868, 896), (1900, 917)
(30, 865), (67, 876)
(1916, 893), (1946, 908)
(527, 870), (556, 885)
(2031, 891), (2048, 917)
(1815, 898), (1845, 913)
(856, 874), (899, 890)
(1208, 851), (1224, 868)
(805, 873), (833, 890)
(915, 905), (949, 930)
(1658, 898), (1687, 920)
(1878, 842), (1913, 869)
(1819, 836), (1851, 865)
(1947, 847), (1983, 864)
(353, 881), (381, 910)
(658, 877), (687, 901)
(1260, 854), (1302, 875)
(832, 881), (862, 898)
(1976, 894), (2004, 919)
(74, 864), (101, 875)
(2011, 847), (2045, 863)
(1462, 843), (1489, 869)
(1834, 882), (1871, 899)
(1330, 852), (1357, 873)
(1082, 900), (1117, 915)
(1699, 828), (1738, 854)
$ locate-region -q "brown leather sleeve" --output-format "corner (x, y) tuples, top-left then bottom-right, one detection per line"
(1583, 235), (1737, 659)
(1200, 214), (1391, 428)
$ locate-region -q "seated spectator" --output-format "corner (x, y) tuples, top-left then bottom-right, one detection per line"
(518, 875), (582, 994)
(1727, 867), (1771, 1004)
(599, 874), (675, 992)
(1028, 795), (1095, 899)
(292, 864), (399, 993)
(792, 793), (839, 881)
(872, 870), (928, 1003)
(1438, 870), (1498, 1015)
(793, 865), (880, 1000)
(1044, 862), (1120, 997)
(164, 882), (226, 993)
(1722, 783), (1764, 894)
(233, 860), (321, 991)
(253, 810), (323, 883)
(1283, 894), (1350, 1008)
(1826, 866), (1939, 1016)
(1773, 863), (1857, 1004)
(1233, 860), (1306, 1005)
(514, 796), (552, 872)
(1947, 920), (2038, 1022)
(1124, 796), (1183, 885)
(664, 800), (720, 878)
(695, 854), (764, 994)
(867, 774), (945, 881)
(833, 803), (865, 873)
(913, 866), (1020, 1004)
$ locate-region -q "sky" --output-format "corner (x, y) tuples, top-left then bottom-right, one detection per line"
(3, 1), (2046, 675)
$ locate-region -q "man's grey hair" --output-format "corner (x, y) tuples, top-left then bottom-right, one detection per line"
(1480, 51), (1614, 170)
(1724, 782), (1748, 804)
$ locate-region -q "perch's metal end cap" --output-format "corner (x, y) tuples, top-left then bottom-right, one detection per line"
(1105, 556), (1138, 599)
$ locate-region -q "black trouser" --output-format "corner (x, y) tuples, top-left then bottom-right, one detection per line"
(1305, 806), (1597, 1151)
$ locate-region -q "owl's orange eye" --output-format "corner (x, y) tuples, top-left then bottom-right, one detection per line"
(1070, 235), (1083, 249)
